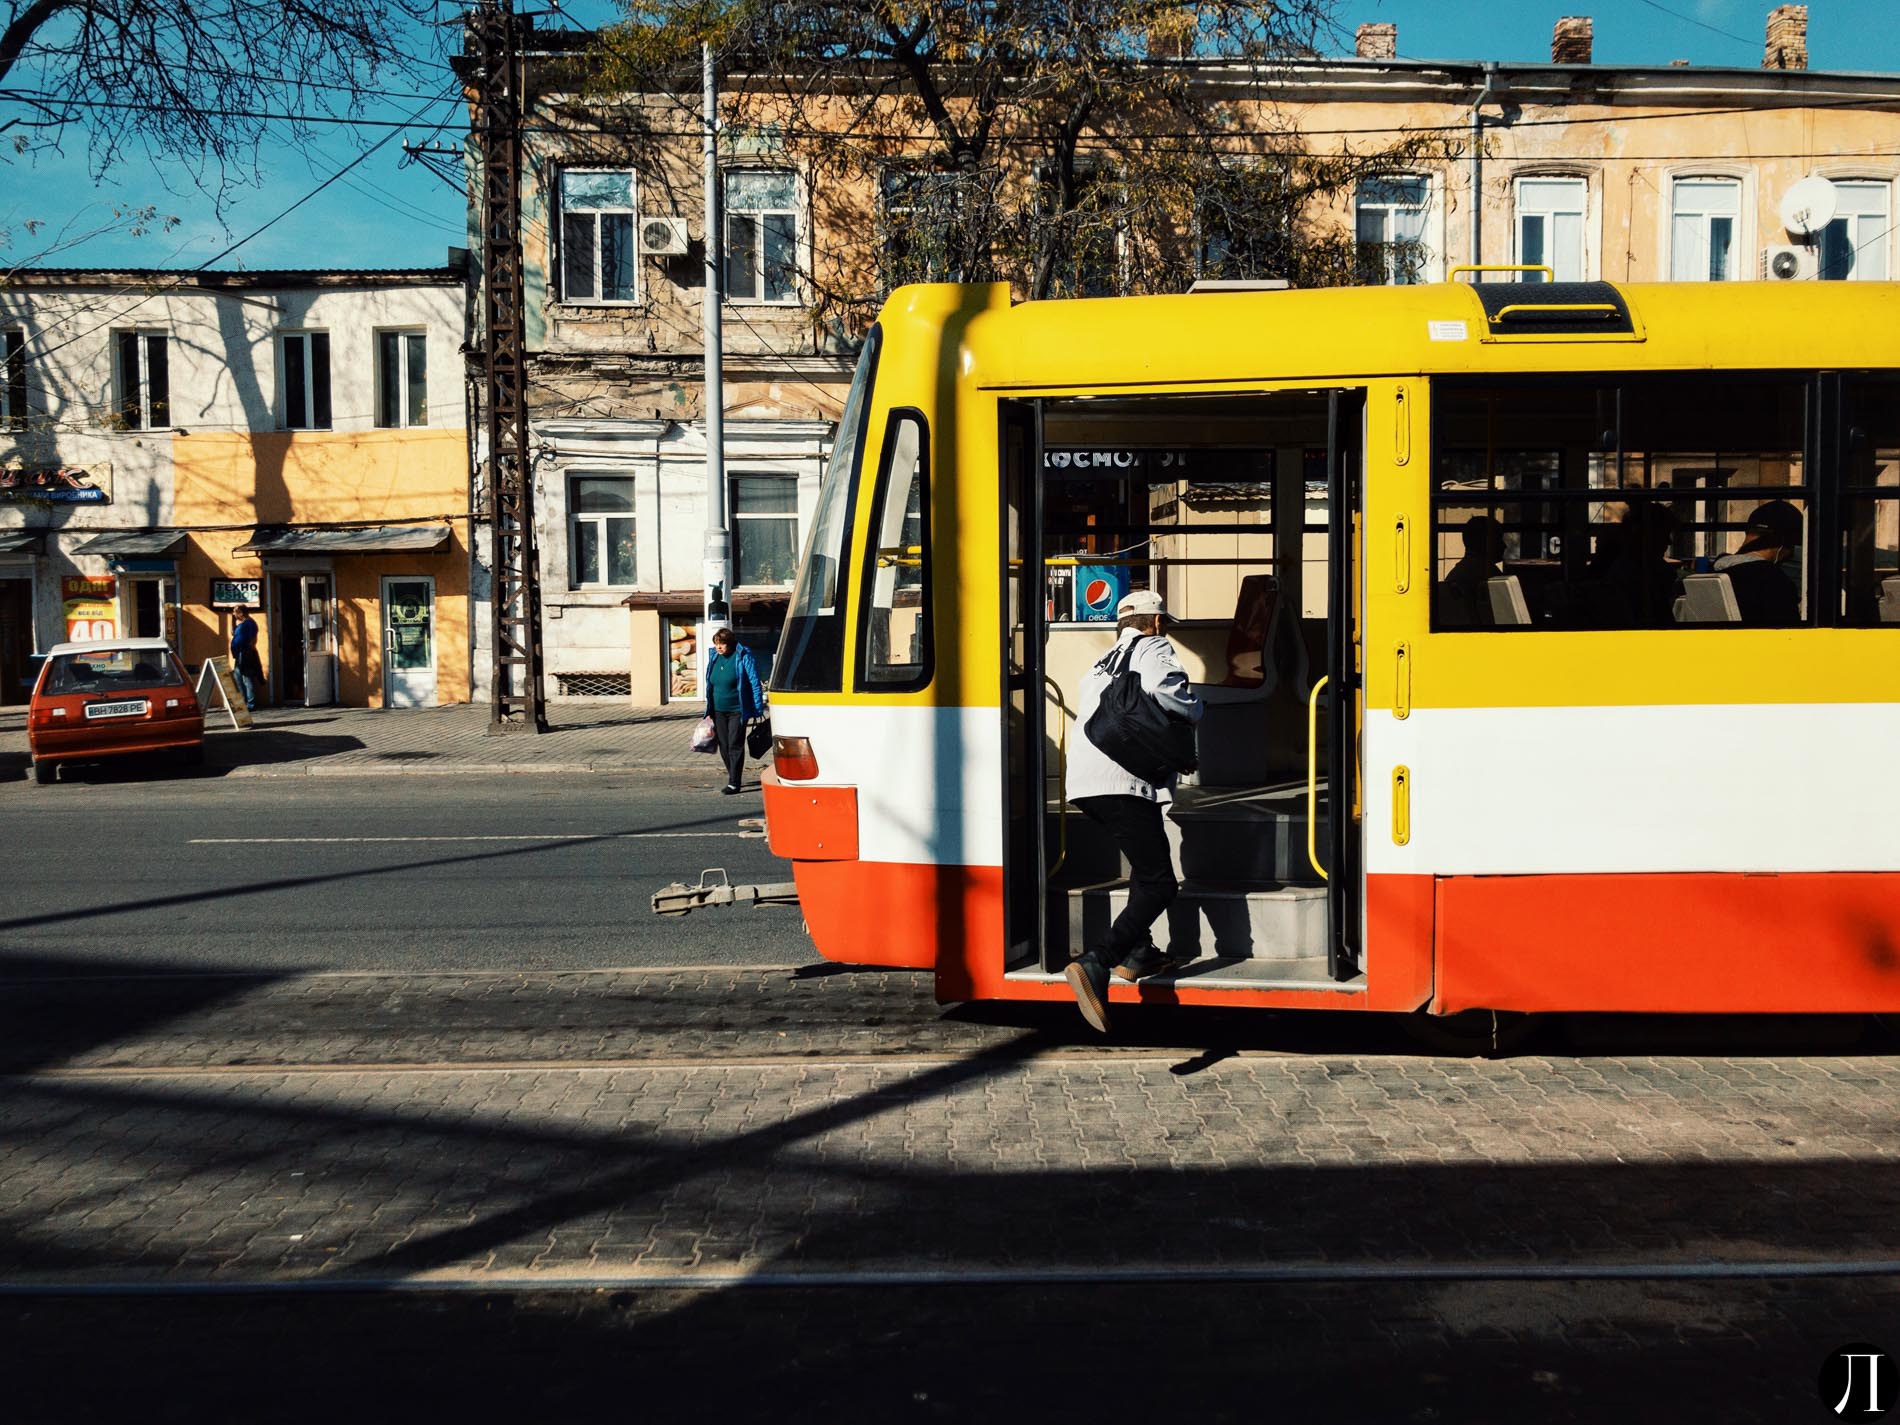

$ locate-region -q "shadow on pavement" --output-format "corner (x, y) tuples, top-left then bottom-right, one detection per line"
(5, 1276), (1880, 1424)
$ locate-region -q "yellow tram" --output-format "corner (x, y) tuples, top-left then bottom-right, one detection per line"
(759, 277), (1900, 1025)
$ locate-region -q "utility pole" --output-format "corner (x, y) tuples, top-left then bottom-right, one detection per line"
(469, 0), (547, 733)
(701, 41), (730, 661)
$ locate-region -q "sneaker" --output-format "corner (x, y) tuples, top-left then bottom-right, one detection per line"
(1113, 943), (1177, 982)
(1063, 952), (1112, 1034)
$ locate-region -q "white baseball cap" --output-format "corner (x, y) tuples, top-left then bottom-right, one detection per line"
(1115, 589), (1176, 623)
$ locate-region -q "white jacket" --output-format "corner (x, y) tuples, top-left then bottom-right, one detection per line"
(1064, 629), (1204, 804)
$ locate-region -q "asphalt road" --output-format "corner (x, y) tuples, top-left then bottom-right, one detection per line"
(0, 771), (818, 976)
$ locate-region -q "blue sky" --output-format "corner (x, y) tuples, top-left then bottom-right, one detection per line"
(3, 0), (1898, 273)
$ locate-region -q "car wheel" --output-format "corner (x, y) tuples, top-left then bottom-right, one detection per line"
(32, 756), (55, 785)
(1402, 1008), (1542, 1057)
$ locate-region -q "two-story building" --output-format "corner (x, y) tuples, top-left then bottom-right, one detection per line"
(474, 3), (1900, 699)
(0, 263), (472, 707)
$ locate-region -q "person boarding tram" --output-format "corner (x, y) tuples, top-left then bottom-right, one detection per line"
(1063, 589), (1204, 1034)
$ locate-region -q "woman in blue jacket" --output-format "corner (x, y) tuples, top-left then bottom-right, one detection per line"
(705, 626), (766, 794)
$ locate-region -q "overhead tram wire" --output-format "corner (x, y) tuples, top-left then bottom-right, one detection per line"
(18, 83), (467, 366)
(1632, 0), (1762, 49)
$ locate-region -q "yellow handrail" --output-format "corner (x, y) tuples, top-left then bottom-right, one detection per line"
(1306, 674), (1329, 883)
(1448, 264), (1555, 282)
(1491, 302), (1619, 322)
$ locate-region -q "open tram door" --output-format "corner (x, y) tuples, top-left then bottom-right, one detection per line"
(1002, 388), (1367, 992)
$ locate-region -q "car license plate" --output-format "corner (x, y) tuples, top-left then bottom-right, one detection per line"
(84, 699), (149, 720)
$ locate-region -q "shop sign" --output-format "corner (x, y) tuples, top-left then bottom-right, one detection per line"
(1, 465), (113, 504)
(61, 575), (118, 641)
(210, 578), (262, 609)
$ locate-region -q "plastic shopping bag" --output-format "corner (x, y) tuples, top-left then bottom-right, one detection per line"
(691, 715), (718, 754)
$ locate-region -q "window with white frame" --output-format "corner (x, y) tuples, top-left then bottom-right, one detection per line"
(560, 169), (638, 304)
(1515, 176), (1587, 282)
(1355, 176), (1431, 285)
(725, 170), (800, 304)
(114, 330), (169, 430)
(730, 473), (799, 587)
(1670, 177), (1742, 281)
(2, 329), (24, 432)
(279, 330), (331, 430)
(375, 329), (428, 428)
(569, 475), (637, 588)
(1820, 179), (1892, 281)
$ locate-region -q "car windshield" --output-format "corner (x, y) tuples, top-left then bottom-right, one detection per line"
(44, 649), (182, 695)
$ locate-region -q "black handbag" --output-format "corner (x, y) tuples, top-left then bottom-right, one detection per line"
(1083, 637), (1198, 785)
(745, 717), (773, 759)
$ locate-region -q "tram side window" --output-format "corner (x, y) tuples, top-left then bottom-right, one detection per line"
(1841, 379), (1900, 626)
(1431, 374), (1812, 630)
(860, 412), (931, 688)
(774, 327), (881, 692)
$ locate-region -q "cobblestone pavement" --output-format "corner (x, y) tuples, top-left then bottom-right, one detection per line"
(0, 701), (706, 779)
(4, 968), (1898, 1291)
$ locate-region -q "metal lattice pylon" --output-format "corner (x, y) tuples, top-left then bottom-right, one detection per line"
(468, 0), (546, 733)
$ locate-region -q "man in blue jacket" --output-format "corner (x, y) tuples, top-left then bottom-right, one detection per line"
(229, 605), (263, 710)
(705, 625), (766, 794)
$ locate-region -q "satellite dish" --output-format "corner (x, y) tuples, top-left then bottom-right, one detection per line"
(1780, 175), (1838, 237)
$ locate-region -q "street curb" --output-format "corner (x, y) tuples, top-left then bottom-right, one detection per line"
(222, 760), (706, 778)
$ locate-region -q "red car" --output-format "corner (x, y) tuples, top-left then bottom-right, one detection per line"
(28, 638), (204, 784)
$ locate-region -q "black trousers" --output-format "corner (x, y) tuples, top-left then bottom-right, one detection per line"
(712, 710), (746, 788)
(1073, 795), (1178, 959)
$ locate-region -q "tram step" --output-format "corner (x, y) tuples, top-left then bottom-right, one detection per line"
(1067, 878), (1329, 962)
(1168, 782), (1325, 886)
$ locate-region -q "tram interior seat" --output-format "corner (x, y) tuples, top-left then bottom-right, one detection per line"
(1189, 575), (1311, 787)
(1673, 572), (1742, 625)
(1486, 575), (1533, 627)
(1879, 576), (1900, 623)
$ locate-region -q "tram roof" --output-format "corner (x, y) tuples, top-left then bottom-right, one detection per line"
(926, 279), (1900, 389)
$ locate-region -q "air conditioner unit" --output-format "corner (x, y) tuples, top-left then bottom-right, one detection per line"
(1760, 244), (1816, 282)
(640, 216), (689, 257)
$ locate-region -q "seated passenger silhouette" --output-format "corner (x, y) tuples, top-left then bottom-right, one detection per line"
(1714, 500), (1802, 627)
(1436, 515), (1504, 629)
(1597, 505), (1682, 628)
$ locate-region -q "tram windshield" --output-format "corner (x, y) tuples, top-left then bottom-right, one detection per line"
(773, 326), (881, 692)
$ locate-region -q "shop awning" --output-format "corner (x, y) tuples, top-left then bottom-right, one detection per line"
(70, 530), (188, 557)
(0, 530), (42, 553)
(238, 524), (451, 554)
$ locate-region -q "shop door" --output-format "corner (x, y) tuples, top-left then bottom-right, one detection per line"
(0, 577), (31, 706)
(381, 575), (436, 707)
(273, 576), (305, 704)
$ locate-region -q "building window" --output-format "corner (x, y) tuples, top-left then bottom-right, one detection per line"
(725, 169), (800, 304)
(859, 411), (930, 689)
(375, 330), (428, 428)
(1820, 180), (1892, 281)
(2, 329), (24, 431)
(1515, 176), (1587, 282)
(114, 330), (169, 430)
(731, 473), (799, 587)
(569, 475), (636, 588)
(279, 331), (331, 431)
(1196, 163), (1294, 284)
(560, 169), (637, 304)
(1355, 176), (1431, 285)
(1670, 177), (1742, 281)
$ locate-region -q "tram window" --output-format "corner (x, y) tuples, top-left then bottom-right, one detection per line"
(859, 411), (931, 688)
(774, 327), (880, 692)
(1431, 374), (1812, 630)
(1840, 379), (1900, 626)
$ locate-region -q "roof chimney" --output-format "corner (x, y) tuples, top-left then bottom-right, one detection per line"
(1764, 4), (1808, 70)
(1356, 22), (1397, 60)
(1552, 16), (1593, 64)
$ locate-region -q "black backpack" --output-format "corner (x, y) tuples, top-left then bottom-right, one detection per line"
(1083, 636), (1198, 785)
